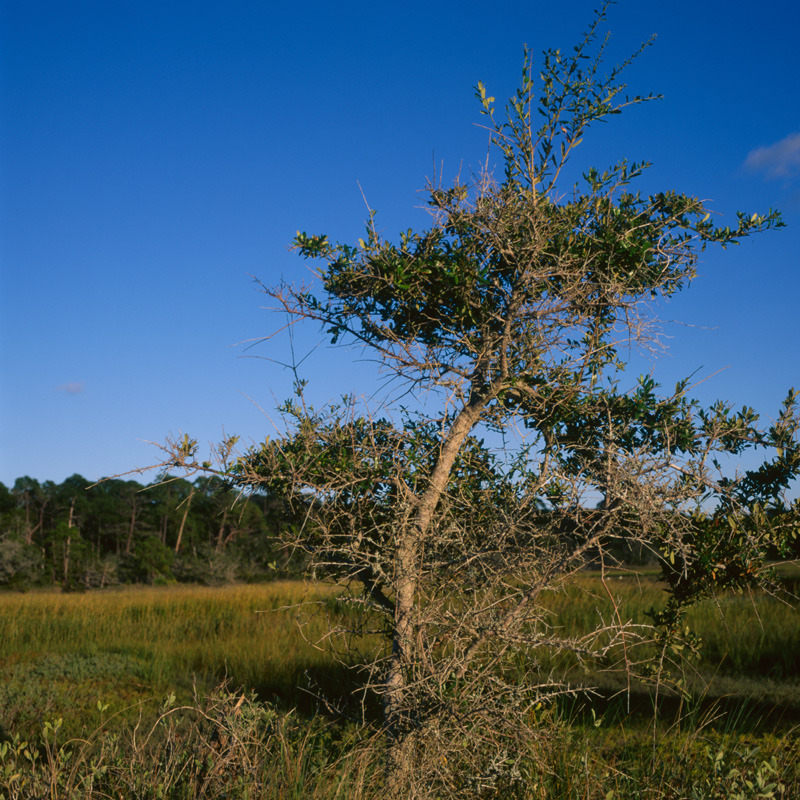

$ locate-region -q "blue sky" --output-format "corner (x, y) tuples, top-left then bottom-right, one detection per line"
(2, 0), (799, 488)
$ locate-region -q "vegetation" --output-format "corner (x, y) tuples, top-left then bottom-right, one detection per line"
(3, 5), (798, 797)
(1, 582), (799, 798)
(0, 474), (301, 589)
(151, 5), (797, 797)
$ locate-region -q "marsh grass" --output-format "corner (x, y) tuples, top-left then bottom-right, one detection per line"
(0, 684), (383, 800)
(2, 685), (797, 799)
(0, 582), (373, 741)
(532, 573), (800, 710)
(1, 578), (799, 798)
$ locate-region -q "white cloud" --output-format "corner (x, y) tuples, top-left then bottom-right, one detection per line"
(744, 131), (800, 180)
(56, 382), (85, 395)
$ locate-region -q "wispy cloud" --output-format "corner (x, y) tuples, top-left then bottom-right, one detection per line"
(744, 132), (800, 180)
(56, 382), (85, 395)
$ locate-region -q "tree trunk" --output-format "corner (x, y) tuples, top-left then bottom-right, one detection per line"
(174, 490), (195, 554)
(384, 529), (419, 795)
(383, 394), (488, 796)
(124, 493), (139, 556)
(215, 507), (229, 552)
(62, 535), (71, 585)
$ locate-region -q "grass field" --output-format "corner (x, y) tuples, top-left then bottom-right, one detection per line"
(1, 577), (799, 798)
(0, 582), (355, 739)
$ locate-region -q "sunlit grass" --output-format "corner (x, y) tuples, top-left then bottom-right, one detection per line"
(534, 573), (800, 703)
(0, 582), (355, 739)
(1, 576), (798, 740)
(1, 578), (799, 797)
(1, 582), (330, 662)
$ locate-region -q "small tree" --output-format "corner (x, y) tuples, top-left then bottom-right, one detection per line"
(159, 6), (798, 797)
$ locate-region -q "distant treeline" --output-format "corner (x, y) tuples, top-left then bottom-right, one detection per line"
(0, 474), (304, 590)
(4, 474), (796, 592)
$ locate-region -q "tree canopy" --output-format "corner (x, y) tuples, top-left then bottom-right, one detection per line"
(0, 473), (294, 589)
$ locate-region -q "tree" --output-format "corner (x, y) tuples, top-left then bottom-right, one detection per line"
(10, 476), (45, 545)
(0, 481), (42, 588)
(157, 6), (798, 797)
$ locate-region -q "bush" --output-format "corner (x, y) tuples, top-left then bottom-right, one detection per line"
(0, 534), (41, 589)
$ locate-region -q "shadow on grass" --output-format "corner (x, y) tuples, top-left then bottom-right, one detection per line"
(232, 660), (383, 723)
(560, 682), (800, 736)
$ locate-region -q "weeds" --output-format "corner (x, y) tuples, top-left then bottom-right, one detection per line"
(0, 685), (379, 800)
(1, 581), (798, 798)
(2, 688), (797, 799)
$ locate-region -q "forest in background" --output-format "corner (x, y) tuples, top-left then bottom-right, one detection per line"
(0, 474), (303, 589)
(3, 473), (798, 593)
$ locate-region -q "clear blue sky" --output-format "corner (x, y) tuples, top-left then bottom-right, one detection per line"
(2, 0), (798, 487)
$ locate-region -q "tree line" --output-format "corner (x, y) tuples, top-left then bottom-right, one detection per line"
(0, 474), (303, 589)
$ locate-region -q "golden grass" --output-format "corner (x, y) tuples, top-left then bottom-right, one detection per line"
(1, 579), (799, 798)
(0, 582), (351, 740)
(1, 581), (332, 660)
(1, 577), (798, 740)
